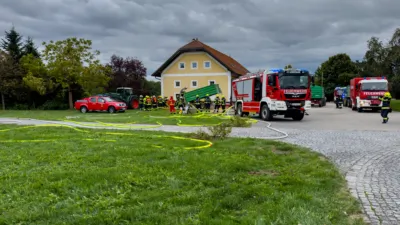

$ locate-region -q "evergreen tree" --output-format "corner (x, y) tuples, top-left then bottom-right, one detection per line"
(1, 26), (24, 62)
(22, 36), (40, 58)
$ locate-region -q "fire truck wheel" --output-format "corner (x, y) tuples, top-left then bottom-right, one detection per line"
(237, 103), (244, 117)
(292, 112), (304, 121)
(260, 104), (273, 121)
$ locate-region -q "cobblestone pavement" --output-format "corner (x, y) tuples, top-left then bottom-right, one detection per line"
(1, 105), (400, 224)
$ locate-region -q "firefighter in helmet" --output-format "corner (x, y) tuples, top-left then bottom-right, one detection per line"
(379, 91), (392, 123)
(213, 95), (220, 113)
(220, 95), (226, 113)
(145, 95), (152, 110)
(204, 94), (211, 112)
(194, 94), (201, 112)
(139, 95), (144, 110)
(168, 96), (176, 114)
(152, 95), (157, 109)
(157, 95), (164, 107)
(175, 96), (184, 114)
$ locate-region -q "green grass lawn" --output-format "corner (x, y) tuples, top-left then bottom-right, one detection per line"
(391, 99), (400, 112)
(0, 109), (234, 126)
(0, 124), (364, 224)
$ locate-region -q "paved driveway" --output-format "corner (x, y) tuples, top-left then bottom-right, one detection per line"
(260, 103), (400, 224)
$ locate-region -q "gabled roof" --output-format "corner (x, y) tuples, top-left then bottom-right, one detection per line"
(151, 39), (249, 77)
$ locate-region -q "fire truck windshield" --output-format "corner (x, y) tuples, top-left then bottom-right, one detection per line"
(279, 74), (309, 89)
(361, 82), (387, 91)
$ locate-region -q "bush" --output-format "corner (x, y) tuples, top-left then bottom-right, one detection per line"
(228, 116), (251, 127)
(9, 103), (30, 110)
(39, 100), (69, 110)
(191, 122), (232, 140)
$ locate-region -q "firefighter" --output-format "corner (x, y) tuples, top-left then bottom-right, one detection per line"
(213, 95), (220, 113)
(139, 95), (144, 110)
(164, 96), (168, 107)
(152, 95), (157, 109)
(220, 95), (226, 113)
(168, 96), (176, 114)
(157, 95), (164, 107)
(175, 96), (184, 114)
(145, 95), (152, 110)
(379, 92), (392, 123)
(194, 94), (201, 112)
(204, 94), (211, 112)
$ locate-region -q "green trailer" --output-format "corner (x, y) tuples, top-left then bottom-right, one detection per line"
(181, 84), (222, 102)
(311, 85), (326, 107)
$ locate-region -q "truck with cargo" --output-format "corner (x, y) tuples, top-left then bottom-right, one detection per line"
(232, 68), (313, 121)
(350, 77), (389, 112)
(311, 85), (326, 107)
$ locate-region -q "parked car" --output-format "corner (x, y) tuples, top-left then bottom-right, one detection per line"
(74, 96), (126, 113)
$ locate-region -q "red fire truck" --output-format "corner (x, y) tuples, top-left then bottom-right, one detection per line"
(350, 77), (389, 112)
(232, 68), (313, 121)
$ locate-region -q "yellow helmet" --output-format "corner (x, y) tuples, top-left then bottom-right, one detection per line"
(384, 92), (391, 97)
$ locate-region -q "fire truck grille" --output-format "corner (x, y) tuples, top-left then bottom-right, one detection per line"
(366, 96), (380, 100)
(284, 94), (306, 99)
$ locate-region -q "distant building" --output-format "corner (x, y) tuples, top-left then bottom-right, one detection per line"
(151, 38), (249, 100)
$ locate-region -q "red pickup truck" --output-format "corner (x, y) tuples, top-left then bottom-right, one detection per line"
(74, 96), (127, 113)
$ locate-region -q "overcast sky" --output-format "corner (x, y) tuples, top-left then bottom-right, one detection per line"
(1, 0), (399, 80)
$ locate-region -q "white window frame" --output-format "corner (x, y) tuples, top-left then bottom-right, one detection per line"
(174, 80), (181, 88)
(178, 62), (185, 70)
(203, 61), (211, 69)
(174, 92), (180, 100)
(191, 61), (198, 69)
(208, 80), (216, 85)
(190, 80), (198, 88)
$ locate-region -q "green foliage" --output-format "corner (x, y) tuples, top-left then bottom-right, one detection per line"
(20, 54), (55, 95)
(41, 37), (110, 108)
(0, 26), (23, 62)
(39, 100), (69, 110)
(141, 80), (161, 96)
(228, 115), (252, 127)
(284, 64), (293, 69)
(0, 51), (23, 109)
(22, 37), (40, 58)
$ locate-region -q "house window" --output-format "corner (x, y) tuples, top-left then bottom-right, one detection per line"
(191, 61), (198, 69)
(191, 80), (198, 88)
(208, 80), (216, 85)
(204, 61), (211, 69)
(179, 62), (185, 69)
(174, 80), (181, 88)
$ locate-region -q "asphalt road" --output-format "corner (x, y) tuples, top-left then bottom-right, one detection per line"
(254, 102), (400, 131)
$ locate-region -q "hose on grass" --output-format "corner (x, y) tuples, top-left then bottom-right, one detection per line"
(0, 124), (213, 150)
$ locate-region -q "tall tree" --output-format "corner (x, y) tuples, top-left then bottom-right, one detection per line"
(41, 37), (110, 109)
(0, 51), (22, 109)
(363, 37), (391, 77)
(22, 37), (40, 58)
(107, 54), (147, 94)
(316, 53), (358, 100)
(1, 26), (24, 62)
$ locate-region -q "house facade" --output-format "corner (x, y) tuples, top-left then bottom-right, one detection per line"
(151, 38), (249, 101)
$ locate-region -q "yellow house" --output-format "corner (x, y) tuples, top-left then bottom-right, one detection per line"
(151, 38), (249, 101)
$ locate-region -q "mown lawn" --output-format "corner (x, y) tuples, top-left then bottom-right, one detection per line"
(0, 109), (232, 126)
(391, 99), (400, 112)
(0, 124), (364, 224)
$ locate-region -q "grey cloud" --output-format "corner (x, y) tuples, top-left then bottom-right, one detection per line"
(1, 0), (399, 78)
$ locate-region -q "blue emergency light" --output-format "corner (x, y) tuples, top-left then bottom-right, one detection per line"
(298, 68), (309, 73)
(364, 77), (366, 80)
(269, 68), (283, 73)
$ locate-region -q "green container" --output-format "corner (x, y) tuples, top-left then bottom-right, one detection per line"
(311, 85), (325, 99)
(183, 84), (222, 102)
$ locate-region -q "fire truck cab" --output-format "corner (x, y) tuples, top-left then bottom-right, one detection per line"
(232, 68), (313, 121)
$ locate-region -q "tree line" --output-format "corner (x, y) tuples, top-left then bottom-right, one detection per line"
(0, 27), (160, 110)
(315, 27), (400, 100)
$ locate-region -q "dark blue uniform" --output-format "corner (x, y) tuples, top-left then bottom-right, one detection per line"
(379, 93), (392, 123)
